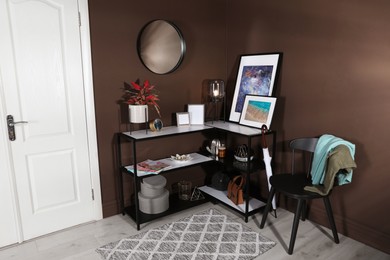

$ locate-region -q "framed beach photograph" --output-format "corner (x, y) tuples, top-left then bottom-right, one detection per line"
(239, 95), (277, 129)
(176, 112), (190, 126)
(229, 53), (281, 122)
(188, 104), (205, 125)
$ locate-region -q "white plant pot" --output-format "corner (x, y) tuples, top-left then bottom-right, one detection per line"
(129, 105), (148, 123)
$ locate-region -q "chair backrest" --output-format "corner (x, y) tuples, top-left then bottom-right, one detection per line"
(290, 138), (318, 175)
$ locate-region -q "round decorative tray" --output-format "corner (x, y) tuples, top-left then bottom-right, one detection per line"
(171, 154), (193, 162)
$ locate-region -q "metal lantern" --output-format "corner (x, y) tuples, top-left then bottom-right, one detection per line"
(209, 79), (226, 122)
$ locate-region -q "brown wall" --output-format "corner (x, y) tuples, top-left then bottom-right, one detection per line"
(225, 0), (390, 253)
(88, 0), (227, 215)
(89, 0), (390, 254)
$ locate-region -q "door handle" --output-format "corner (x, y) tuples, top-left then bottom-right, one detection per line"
(7, 115), (28, 141)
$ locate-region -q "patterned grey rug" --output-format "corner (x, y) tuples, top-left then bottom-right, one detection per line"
(96, 208), (275, 260)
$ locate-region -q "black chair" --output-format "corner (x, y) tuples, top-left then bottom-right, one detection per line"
(260, 137), (339, 255)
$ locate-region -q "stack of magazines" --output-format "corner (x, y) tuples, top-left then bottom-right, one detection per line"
(126, 159), (172, 176)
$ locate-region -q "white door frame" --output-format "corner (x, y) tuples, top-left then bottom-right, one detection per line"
(78, 0), (103, 221)
(0, 0), (102, 244)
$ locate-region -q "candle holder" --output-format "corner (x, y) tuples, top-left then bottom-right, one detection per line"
(209, 79), (226, 123)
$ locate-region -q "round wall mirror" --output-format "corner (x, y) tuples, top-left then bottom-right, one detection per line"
(137, 20), (186, 74)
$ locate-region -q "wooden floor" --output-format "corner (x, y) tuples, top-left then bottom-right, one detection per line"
(1, 202), (389, 260)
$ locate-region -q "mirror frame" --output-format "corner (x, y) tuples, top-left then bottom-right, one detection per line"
(137, 19), (186, 75)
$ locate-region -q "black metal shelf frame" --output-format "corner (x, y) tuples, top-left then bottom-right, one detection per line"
(116, 122), (276, 230)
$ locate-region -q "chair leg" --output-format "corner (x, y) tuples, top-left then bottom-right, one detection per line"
(288, 199), (304, 255)
(260, 187), (275, 229)
(323, 197), (339, 244)
(301, 200), (307, 221)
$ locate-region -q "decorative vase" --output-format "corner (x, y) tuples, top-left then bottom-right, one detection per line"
(129, 104), (148, 123)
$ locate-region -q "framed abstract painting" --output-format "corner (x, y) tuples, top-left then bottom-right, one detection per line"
(239, 95), (276, 129)
(229, 53), (281, 122)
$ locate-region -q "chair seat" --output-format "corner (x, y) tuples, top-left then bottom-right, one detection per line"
(270, 174), (326, 199)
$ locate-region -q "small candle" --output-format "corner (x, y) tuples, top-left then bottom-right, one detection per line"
(212, 83), (220, 97)
(218, 144), (226, 158)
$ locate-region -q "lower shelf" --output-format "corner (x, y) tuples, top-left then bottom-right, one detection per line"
(124, 186), (267, 227)
(124, 193), (208, 225)
(198, 185), (266, 214)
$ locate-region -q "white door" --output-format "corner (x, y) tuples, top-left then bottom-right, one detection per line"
(0, 0), (99, 241)
(0, 122), (19, 247)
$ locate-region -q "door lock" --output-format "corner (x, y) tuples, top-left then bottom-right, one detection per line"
(7, 115), (28, 141)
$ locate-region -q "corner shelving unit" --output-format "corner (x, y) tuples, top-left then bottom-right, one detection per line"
(117, 121), (276, 230)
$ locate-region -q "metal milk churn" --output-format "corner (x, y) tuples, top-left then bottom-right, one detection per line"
(206, 139), (221, 156)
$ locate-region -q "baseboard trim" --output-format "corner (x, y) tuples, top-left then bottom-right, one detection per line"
(102, 200), (120, 218)
(308, 206), (390, 254)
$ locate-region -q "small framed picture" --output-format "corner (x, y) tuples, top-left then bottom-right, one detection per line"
(188, 104), (205, 125)
(176, 112), (190, 126)
(239, 95), (276, 129)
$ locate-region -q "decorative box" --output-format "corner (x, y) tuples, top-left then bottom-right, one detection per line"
(140, 175), (167, 197)
(138, 189), (169, 214)
(139, 175), (169, 214)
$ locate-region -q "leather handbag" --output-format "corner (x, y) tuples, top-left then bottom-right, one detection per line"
(227, 175), (245, 205)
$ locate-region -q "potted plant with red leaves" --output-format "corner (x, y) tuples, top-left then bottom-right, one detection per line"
(123, 79), (161, 123)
